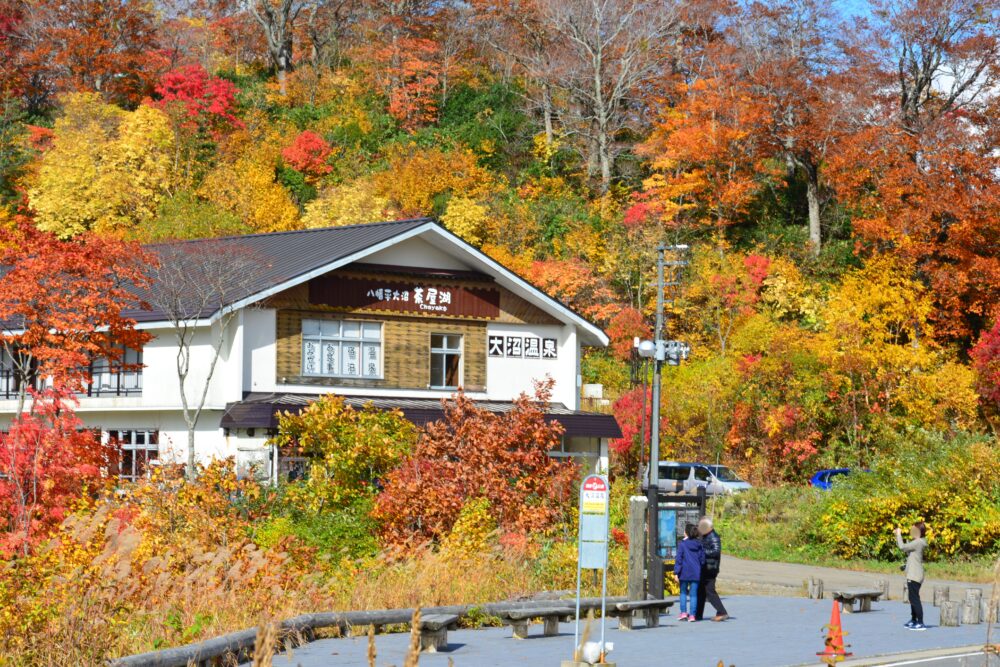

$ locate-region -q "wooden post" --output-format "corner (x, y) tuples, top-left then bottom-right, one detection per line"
(627, 496), (647, 602)
(962, 589), (982, 625)
(981, 598), (998, 624)
(807, 577), (824, 600)
(876, 579), (890, 601)
(933, 585), (950, 607)
(939, 600), (961, 627)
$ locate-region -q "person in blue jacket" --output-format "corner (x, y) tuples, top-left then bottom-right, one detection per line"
(674, 523), (705, 622)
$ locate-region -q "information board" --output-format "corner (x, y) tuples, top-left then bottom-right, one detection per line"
(574, 474), (610, 659)
(578, 475), (610, 568)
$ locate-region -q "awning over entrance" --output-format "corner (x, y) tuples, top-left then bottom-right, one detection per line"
(221, 392), (622, 439)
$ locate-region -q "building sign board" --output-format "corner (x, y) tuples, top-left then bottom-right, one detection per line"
(488, 335), (558, 360)
(310, 275), (500, 319)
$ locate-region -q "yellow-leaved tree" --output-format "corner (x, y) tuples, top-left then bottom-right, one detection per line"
(373, 145), (494, 216)
(817, 255), (979, 447)
(440, 196), (487, 245)
(29, 94), (175, 237)
(199, 148), (300, 232)
(302, 179), (398, 228)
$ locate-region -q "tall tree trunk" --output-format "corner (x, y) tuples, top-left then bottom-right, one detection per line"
(805, 167), (821, 256)
(542, 82), (554, 146)
(277, 38), (293, 96)
(598, 123), (612, 193)
(187, 427), (196, 480)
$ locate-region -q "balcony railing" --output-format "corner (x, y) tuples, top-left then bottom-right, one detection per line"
(0, 367), (143, 399)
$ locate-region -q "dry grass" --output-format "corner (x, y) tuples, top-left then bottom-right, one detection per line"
(402, 608), (421, 667)
(0, 509), (568, 666)
(251, 621), (277, 667)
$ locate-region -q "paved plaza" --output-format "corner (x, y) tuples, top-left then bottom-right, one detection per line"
(262, 596), (996, 667)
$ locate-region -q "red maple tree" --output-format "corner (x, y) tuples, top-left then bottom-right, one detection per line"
(281, 130), (333, 180)
(0, 219), (151, 554)
(374, 381), (577, 547)
(152, 63), (242, 133)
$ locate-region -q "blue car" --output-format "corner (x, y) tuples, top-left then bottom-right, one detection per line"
(809, 468), (852, 490)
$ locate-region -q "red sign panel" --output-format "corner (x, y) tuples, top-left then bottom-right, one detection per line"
(310, 275), (500, 319)
(583, 476), (608, 492)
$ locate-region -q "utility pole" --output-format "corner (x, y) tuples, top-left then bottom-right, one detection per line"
(637, 244), (689, 600)
(645, 244), (666, 598)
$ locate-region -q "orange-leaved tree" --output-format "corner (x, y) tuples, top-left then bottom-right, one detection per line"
(827, 0), (1000, 340)
(639, 73), (770, 231)
(0, 219), (150, 555)
(374, 380), (577, 547)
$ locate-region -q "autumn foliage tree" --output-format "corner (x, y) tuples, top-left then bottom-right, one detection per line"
(6, 0), (162, 110)
(374, 381), (577, 547)
(29, 93), (176, 237)
(970, 320), (1000, 425)
(826, 0), (1000, 339)
(281, 130), (334, 181)
(271, 395), (417, 512)
(0, 220), (150, 554)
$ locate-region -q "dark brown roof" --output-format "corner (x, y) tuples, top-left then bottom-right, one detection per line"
(128, 218), (435, 322)
(221, 392), (623, 439)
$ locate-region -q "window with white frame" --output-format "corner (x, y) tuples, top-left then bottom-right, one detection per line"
(302, 319), (382, 378)
(107, 429), (159, 482)
(430, 334), (462, 389)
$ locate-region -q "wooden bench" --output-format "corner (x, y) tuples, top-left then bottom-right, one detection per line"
(499, 607), (575, 639)
(612, 598), (676, 630)
(831, 589), (883, 613)
(418, 614), (460, 652)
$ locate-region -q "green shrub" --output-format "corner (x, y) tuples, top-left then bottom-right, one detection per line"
(804, 430), (1000, 560)
(270, 395), (417, 513)
(254, 496), (380, 559)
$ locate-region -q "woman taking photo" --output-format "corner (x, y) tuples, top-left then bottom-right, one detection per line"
(895, 521), (928, 631)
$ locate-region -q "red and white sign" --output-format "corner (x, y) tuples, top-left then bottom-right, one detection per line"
(581, 475), (609, 514)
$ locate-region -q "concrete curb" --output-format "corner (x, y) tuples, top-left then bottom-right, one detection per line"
(792, 644), (988, 666)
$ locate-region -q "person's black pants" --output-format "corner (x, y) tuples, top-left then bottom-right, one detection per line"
(907, 580), (923, 624)
(696, 575), (728, 620)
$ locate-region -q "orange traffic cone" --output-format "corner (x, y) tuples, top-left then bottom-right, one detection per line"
(817, 599), (852, 660)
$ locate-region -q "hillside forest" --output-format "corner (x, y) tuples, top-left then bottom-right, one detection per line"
(0, 0), (999, 661)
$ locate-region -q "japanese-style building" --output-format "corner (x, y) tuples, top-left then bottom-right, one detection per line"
(0, 218), (621, 480)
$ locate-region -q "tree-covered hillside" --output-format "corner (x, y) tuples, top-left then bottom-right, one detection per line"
(0, 0), (998, 481)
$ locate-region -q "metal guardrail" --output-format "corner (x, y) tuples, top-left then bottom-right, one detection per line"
(107, 596), (631, 667)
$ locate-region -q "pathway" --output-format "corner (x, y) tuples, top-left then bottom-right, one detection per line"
(720, 556), (995, 602)
(260, 596), (997, 667)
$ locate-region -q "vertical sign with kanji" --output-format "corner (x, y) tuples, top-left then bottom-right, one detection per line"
(574, 474), (610, 658)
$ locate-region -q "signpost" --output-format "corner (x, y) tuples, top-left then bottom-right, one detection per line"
(574, 474), (610, 663)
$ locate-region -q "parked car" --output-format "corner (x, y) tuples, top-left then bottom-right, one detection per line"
(655, 461), (752, 496)
(809, 468), (852, 490)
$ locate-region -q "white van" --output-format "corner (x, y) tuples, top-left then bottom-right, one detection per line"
(656, 461), (752, 496)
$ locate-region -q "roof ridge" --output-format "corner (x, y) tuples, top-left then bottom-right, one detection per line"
(144, 217), (436, 248)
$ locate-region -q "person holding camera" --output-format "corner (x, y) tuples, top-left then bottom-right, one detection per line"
(895, 521), (928, 631)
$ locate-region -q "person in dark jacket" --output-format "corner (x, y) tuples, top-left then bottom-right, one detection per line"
(674, 523), (705, 621)
(695, 517), (729, 622)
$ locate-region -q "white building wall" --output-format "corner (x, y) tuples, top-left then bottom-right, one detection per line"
(485, 322), (579, 408)
(61, 409), (230, 464)
(243, 308), (277, 393)
(364, 237), (473, 271)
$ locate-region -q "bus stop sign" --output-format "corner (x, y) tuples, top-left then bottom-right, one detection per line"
(579, 475), (610, 568)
